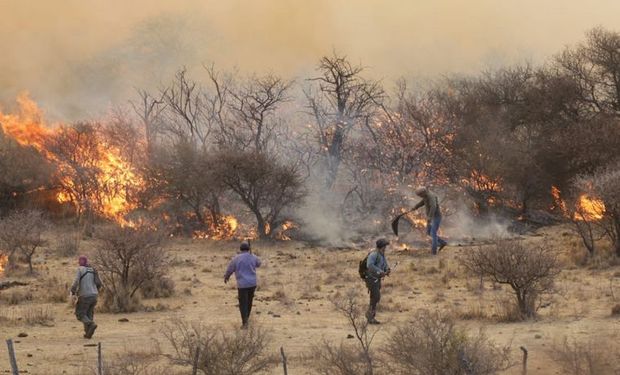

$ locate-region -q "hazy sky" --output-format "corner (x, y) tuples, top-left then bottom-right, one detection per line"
(2, 0), (620, 119)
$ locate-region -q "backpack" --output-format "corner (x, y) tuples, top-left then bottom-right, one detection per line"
(79, 267), (103, 291)
(359, 251), (378, 280)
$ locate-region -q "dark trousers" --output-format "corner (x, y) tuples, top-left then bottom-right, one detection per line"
(238, 286), (256, 326)
(75, 295), (97, 332)
(365, 278), (381, 319)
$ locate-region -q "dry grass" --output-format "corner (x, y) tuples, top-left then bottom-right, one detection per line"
(0, 289), (34, 305)
(24, 305), (55, 326)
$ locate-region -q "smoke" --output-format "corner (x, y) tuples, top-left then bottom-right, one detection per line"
(2, 0), (620, 120)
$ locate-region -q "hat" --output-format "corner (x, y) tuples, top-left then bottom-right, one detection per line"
(78, 255), (88, 267)
(415, 186), (427, 196)
(240, 241), (251, 251)
(376, 238), (390, 249)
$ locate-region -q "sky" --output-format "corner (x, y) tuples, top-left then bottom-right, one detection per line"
(2, 0), (620, 120)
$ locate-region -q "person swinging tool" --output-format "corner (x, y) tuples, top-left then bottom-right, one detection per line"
(411, 186), (447, 255)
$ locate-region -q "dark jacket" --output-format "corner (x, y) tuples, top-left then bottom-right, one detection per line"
(413, 191), (441, 219)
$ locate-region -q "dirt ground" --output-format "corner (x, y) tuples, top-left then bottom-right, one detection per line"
(1, 224), (619, 374)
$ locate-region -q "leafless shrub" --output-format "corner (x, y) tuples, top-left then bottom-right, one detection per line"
(311, 289), (379, 375)
(93, 225), (170, 312)
(55, 234), (80, 257)
(24, 305), (55, 326)
(548, 337), (618, 375)
(0, 210), (48, 273)
(39, 277), (69, 303)
(141, 276), (175, 299)
(102, 346), (173, 375)
(0, 289), (33, 305)
(611, 304), (620, 316)
(163, 319), (276, 375)
(461, 238), (560, 319)
(384, 310), (512, 375)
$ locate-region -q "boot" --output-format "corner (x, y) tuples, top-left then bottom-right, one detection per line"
(85, 323), (97, 339)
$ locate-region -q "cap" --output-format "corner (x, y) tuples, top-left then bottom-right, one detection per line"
(240, 241), (251, 251)
(376, 238), (390, 249)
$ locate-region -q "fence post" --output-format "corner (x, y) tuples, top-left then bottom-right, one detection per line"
(280, 346), (288, 375)
(98, 342), (103, 375)
(192, 346), (200, 375)
(520, 346), (528, 375)
(6, 339), (19, 375)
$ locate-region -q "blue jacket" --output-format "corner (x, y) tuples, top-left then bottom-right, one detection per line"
(366, 250), (389, 279)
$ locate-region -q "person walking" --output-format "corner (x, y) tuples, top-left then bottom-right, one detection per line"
(412, 186), (447, 255)
(224, 241), (262, 329)
(365, 238), (391, 324)
(70, 255), (102, 339)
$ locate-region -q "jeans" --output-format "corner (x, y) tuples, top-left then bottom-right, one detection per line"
(426, 216), (447, 255)
(365, 277), (381, 320)
(75, 295), (97, 333)
(238, 286), (256, 326)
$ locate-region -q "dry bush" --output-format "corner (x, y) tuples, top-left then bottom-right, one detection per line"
(461, 238), (560, 319)
(40, 277), (69, 303)
(94, 226), (170, 312)
(140, 276), (175, 299)
(0, 210), (48, 274)
(101, 346), (173, 375)
(163, 319), (276, 375)
(24, 306), (55, 326)
(0, 289), (33, 305)
(611, 304), (620, 316)
(55, 234), (80, 257)
(548, 337), (618, 375)
(311, 289), (379, 375)
(384, 310), (512, 375)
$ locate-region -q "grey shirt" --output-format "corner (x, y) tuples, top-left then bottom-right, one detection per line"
(413, 191), (441, 219)
(70, 266), (100, 298)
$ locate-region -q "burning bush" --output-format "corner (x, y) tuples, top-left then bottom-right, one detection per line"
(572, 162), (620, 257)
(384, 310), (512, 375)
(215, 150), (306, 239)
(0, 210), (48, 274)
(93, 225), (170, 312)
(461, 238), (560, 319)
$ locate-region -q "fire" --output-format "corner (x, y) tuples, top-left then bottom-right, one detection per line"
(550, 185), (567, 213)
(0, 254), (7, 276)
(0, 93), (141, 222)
(192, 215), (239, 239)
(574, 194), (605, 221)
(275, 220), (298, 240)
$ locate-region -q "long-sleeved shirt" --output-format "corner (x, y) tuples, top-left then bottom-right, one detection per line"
(366, 250), (389, 279)
(224, 251), (262, 289)
(413, 191), (442, 219)
(70, 266), (100, 297)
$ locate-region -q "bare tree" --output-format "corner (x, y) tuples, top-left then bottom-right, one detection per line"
(129, 88), (167, 158)
(0, 210), (48, 274)
(93, 225), (169, 312)
(215, 151), (306, 239)
(305, 52), (384, 189)
(461, 238), (560, 319)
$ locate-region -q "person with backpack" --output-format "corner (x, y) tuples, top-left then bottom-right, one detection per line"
(412, 186), (447, 255)
(224, 241), (262, 329)
(70, 255), (102, 339)
(363, 238), (391, 324)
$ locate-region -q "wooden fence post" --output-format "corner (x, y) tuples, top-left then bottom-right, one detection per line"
(520, 346), (528, 375)
(98, 342), (103, 375)
(6, 339), (19, 375)
(280, 346), (288, 375)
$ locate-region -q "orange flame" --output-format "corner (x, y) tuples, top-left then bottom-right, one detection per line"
(192, 215), (239, 239)
(574, 194), (605, 221)
(0, 254), (8, 276)
(0, 93), (141, 222)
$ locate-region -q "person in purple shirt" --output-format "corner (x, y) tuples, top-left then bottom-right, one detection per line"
(224, 241), (262, 328)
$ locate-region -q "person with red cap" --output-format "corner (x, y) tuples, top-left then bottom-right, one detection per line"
(70, 255), (102, 339)
(224, 241), (261, 329)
